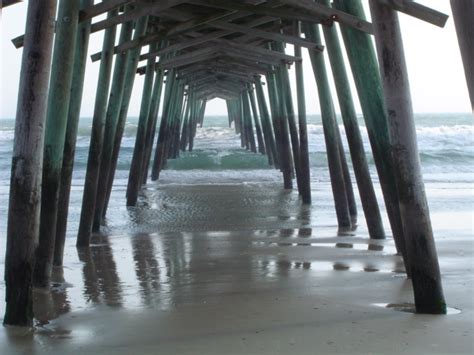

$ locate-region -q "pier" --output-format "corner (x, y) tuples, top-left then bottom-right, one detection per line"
(2, 0), (472, 334)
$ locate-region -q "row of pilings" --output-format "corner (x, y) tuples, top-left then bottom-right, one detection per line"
(6, 0), (468, 326)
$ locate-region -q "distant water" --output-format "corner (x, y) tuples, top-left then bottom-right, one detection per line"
(0, 113), (472, 238)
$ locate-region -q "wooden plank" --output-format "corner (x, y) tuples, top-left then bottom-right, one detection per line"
(374, 0), (448, 27)
(212, 39), (302, 62)
(139, 16), (277, 61)
(91, 0), (188, 33)
(280, 0), (373, 34)
(91, 0), (284, 60)
(210, 21), (324, 51)
(189, 0), (323, 25)
(79, 0), (131, 22)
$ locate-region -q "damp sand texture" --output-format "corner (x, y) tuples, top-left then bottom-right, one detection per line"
(1, 181), (473, 355)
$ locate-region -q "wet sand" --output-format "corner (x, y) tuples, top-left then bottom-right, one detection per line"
(1, 182), (473, 354)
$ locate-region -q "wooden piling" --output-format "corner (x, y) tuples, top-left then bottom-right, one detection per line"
(142, 68), (165, 184)
(274, 43), (304, 194)
(4, 0), (57, 326)
(294, 25), (312, 205)
(180, 96), (191, 151)
(370, 0), (446, 314)
(34, 0), (80, 288)
(151, 70), (177, 180)
(247, 85), (266, 155)
(319, 0), (385, 238)
(255, 78), (279, 168)
(100, 16), (149, 219)
(267, 73), (293, 190)
(126, 42), (157, 206)
(336, 129), (358, 226)
(242, 91), (257, 153)
(450, 0), (474, 111)
(304, 23), (352, 231)
(92, 14), (135, 230)
(76, 10), (118, 247)
(334, 0), (408, 262)
(266, 71), (293, 189)
(54, 0), (94, 267)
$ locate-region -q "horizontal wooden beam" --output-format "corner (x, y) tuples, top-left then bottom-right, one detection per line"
(79, 0), (131, 22)
(279, 0), (373, 34)
(210, 20), (324, 51)
(189, 0), (323, 25)
(139, 16), (278, 61)
(374, 0), (449, 27)
(91, 0), (188, 33)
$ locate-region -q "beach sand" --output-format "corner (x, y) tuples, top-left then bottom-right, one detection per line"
(0, 182), (473, 354)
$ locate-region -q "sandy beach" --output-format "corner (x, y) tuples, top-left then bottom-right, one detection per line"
(1, 181), (472, 354)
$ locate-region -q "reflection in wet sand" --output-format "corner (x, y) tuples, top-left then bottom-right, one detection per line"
(131, 233), (161, 307)
(78, 234), (123, 307)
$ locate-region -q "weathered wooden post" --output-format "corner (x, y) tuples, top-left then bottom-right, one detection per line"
(242, 91), (257, 153)
(255, 77), (279, 168)
(318, 0), (385, 238)
(92, 14), (136, 230)
(76, 10), (118, 247)
(336, 131), (358, 226)
(267, 71), (293, 188)
(4, 0), (57, 326)
(247, 85), (266, 155)
(304, 23), (352, 231)
(294, 23), (312, 205)
(34, 0), (80, 288)
(55, 0), (93, 266)
(101, 17), (149, 217)
(334, 0), (408, 262)
(274, 44), (304, 194)
(142, 69), (165, 183)
(126, 43), (157, 206)
(151, 70), (177, 180)
(369, 0), (446, 314)
(180, 95), (191, 151)
(450, 0), (474, 111)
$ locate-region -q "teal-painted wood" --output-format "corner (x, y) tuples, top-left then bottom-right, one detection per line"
(334, 0), (407, 259)
(93, 13), (135, 230)
(126, 42), (158, 206)
(294, 27), (312, 205)
(77, 9), (119, 247)
(55, 0), (94, 266)
(102, 17), (150, 215)
(34, 0), (80, 288)
(318, 0), (384, 238)
(303, 23), (352, 230)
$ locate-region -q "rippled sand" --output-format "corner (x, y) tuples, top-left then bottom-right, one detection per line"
(1, 182), (473, 354)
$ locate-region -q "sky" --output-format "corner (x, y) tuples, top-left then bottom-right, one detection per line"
(0, 0), (471, 118)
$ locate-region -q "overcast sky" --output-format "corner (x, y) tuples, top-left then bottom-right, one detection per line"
(0, 1), (471, 118)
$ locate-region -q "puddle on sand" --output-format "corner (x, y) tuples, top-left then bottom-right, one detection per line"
(373, 303), (461, 315)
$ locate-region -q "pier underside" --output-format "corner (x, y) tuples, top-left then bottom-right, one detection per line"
(2, 0), (473, 333)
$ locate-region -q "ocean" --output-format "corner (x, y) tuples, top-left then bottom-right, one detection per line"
(0, 113), (472, 317)
(0, 112), (472, 235)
